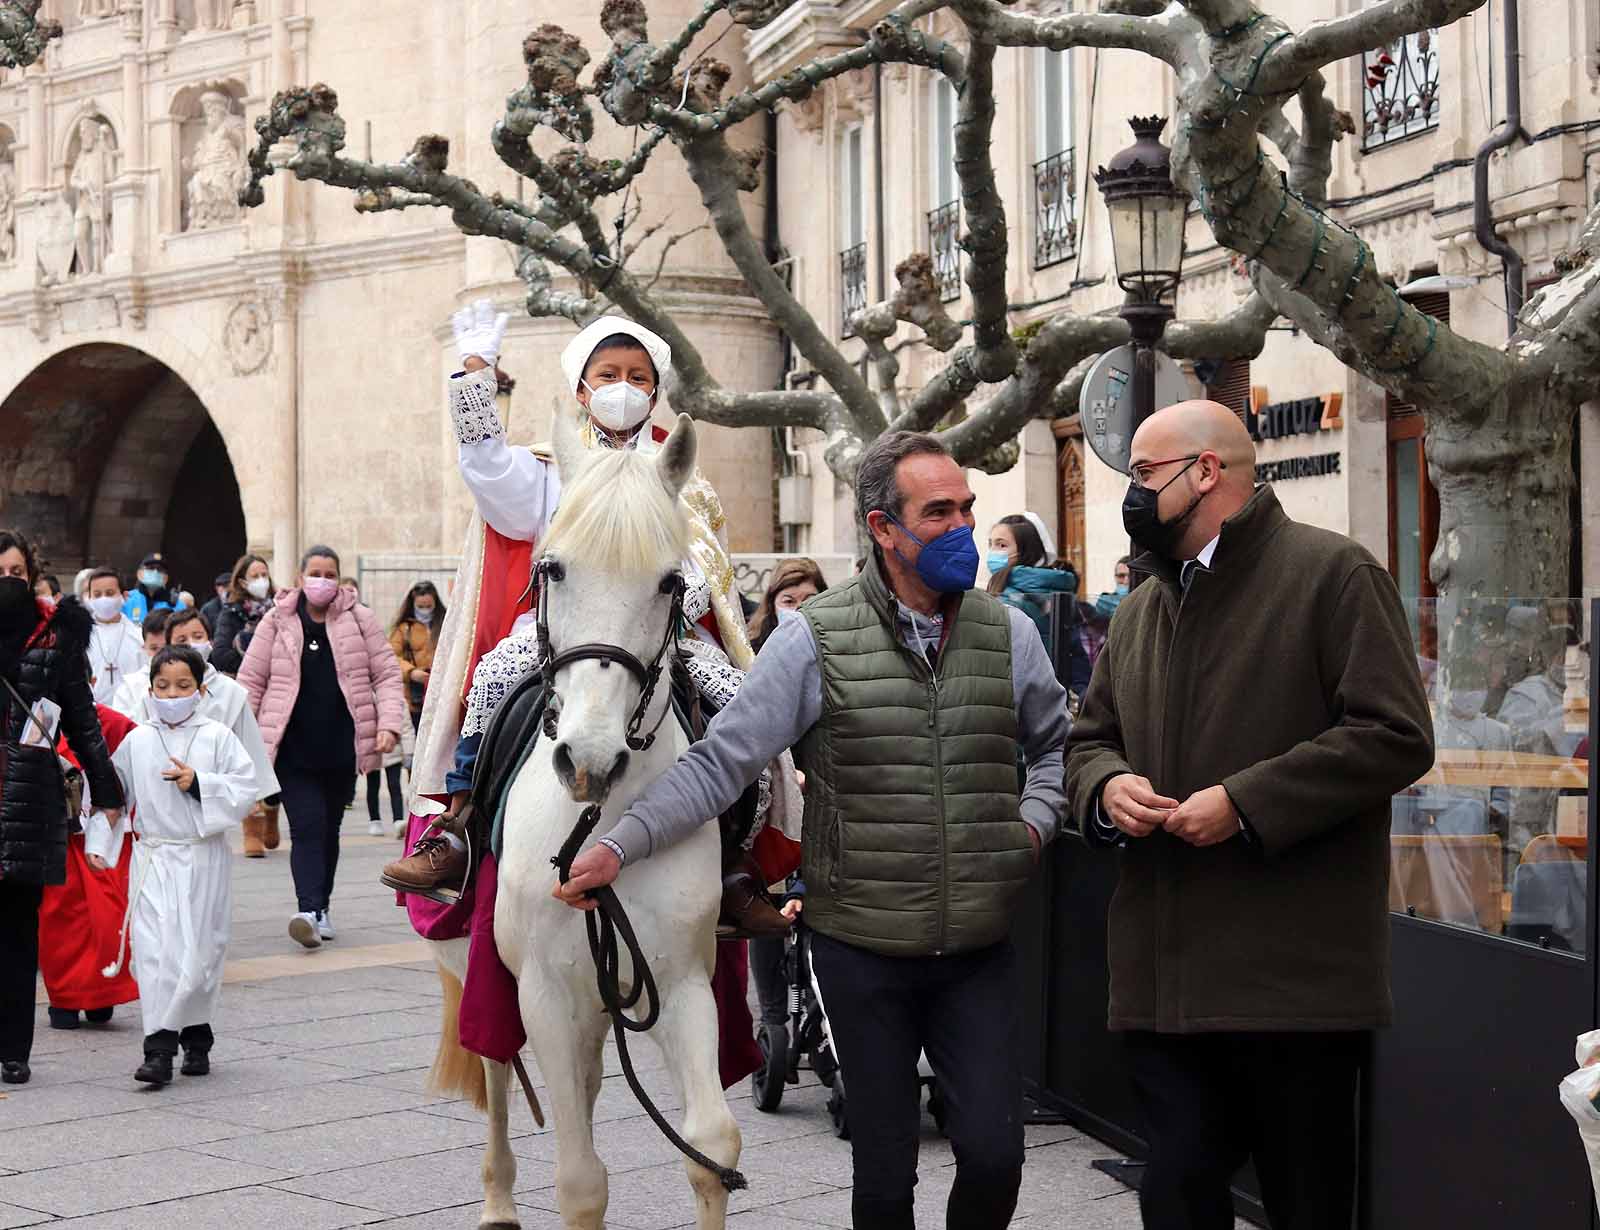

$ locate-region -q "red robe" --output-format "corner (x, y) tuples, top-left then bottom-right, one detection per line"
(38, 703), (139, 1011)
(426, 432), (763, 1086)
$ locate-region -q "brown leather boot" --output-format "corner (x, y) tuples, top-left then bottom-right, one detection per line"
(717, 852), (792, 940)
(240, 807), (266, 858)
(381, 833), (469, 904)
(260, 801), (281, 850)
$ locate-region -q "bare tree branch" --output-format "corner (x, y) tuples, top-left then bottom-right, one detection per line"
(953, 0), (1182, 64)
(0, 0), (59, 69)
(949, 37), (1016, 381)
(1257, 0), (1486, 92)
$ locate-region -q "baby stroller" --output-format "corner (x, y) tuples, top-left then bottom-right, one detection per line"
(752, 916), (945, 1140)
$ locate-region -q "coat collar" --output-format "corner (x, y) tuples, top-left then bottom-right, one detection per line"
(1131, 484), (1288, 586)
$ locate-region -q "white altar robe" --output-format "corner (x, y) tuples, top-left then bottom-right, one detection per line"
(103, 708), (256, 1034)
(88, 618), (145, 705)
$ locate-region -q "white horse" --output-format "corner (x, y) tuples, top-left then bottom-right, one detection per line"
(425, 410), (740, 1229)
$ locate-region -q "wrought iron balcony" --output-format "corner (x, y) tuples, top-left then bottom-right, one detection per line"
(1033, 148), (1077, 269)
(926, 201), (962, 302)
(1362, 28), (1440, 150)
(840, 242), (868, 337)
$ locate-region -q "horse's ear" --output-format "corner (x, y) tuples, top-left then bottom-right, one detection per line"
(656, 413), (697, 498)
(552, 401), (587, 483)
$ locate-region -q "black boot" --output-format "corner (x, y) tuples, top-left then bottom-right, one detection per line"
(84, 1006), (114, 1024)
(48, 1007), (80, 1030)
(179, 1024), (213, 1075)
(134, 1051), (173, 1086)
(0, 1060), (28, 1085)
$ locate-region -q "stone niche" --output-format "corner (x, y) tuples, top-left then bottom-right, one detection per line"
(172, 79), (248, 234)
(0, 126), (17, 267)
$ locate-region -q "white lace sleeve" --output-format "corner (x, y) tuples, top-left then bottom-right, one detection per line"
(449, 367), (504, 447)
(462, 629), (544, 737)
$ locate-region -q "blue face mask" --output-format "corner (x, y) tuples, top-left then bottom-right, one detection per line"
(985, 551), (1012, 577)
(1115, 583), (1130, 596)
(887, 516), (979, 594)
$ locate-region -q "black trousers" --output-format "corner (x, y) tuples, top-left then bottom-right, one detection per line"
(0, 881), (43, 1063)
(810, 931), (1025, 1230)
(1123, 1030), (1365, 1230)
(279, 765), (354, 914)
(145, 1023), (213, 1056)
(366, 762), (404, 825)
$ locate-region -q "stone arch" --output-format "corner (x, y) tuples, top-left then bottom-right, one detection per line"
(0, 343), (246, 594)
(56, 99), (119, 176)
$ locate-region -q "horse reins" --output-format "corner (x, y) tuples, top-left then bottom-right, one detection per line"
(535, 557), (748, 1194)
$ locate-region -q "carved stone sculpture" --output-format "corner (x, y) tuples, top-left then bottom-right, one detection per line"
(78, 0), (119, 18)
(0, 160), (15, 263)
(193, 0), (231, 31)
(69, 116), (113, 277)
(184, 91), (246, 229)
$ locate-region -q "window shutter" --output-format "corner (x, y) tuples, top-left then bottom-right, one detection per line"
(1387, 291), (1450, 419)
(1204, 358), (1252, 418)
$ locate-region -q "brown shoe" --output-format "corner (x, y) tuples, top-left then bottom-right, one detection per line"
(381, 834), (468, 901)
(241, 808), (266, 858)
(261, 802), (281, 851)
(718, 855), (791, 940)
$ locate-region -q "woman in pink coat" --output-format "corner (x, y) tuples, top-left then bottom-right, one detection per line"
(239, 545), (406, 949)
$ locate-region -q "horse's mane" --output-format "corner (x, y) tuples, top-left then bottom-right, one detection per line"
(541, 448), (688, 573)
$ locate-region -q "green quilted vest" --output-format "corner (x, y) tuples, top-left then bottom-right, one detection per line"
(794, 554), (1034, 957)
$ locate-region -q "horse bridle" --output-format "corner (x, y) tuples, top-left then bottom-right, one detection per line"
(533, 557), (686, 753)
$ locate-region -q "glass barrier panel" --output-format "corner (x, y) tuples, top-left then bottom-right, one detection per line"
(1390, 597), (1589, 954)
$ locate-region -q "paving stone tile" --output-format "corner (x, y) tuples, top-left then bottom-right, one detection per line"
(28, 1186), (387, 1229)
(180, 1077), (444, 1130)
(304, 1031), (443, 1074)
(0, 1082), (152, 1129)
(189, 1108), (490, 1176)
(271, 1144), (556, 1216)
(0, 1147), (293, 1218)
(0, 1107), (253, 1172)
(0, 1203), (50, 1230)
(520, 1157), (838, 1230)
(354, 1203), (567, 1229)
(80, 1055), (366, 1107)
(230, 1008), (441, 1054)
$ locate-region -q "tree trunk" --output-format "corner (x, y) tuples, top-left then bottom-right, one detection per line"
(1425, 389), (1574, 601)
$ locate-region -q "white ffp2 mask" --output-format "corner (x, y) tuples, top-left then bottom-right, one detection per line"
(584, 380), (654, 432)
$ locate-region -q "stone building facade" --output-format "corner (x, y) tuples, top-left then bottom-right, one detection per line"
(0, 0), (780, 604)
(754, 0), (1600, 604)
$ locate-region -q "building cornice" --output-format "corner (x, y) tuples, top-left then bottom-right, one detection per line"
(745, 1), (861, 87)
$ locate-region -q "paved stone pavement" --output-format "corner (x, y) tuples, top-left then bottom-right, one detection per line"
(5, 817), (1148, 1229)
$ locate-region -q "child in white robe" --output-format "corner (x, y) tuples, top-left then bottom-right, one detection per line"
(99, 645), (257, 1086)
(164, 608), (279, 803)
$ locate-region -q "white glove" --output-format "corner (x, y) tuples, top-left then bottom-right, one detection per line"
(452, 299), (510, 368)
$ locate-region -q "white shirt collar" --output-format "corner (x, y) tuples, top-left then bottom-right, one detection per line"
(1194, 535), (1221, 571)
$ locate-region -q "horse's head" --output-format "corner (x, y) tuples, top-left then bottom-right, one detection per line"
(537, 408), (697, 803)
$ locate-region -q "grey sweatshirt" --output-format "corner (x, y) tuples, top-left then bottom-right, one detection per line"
(603, 600), (1071, 865)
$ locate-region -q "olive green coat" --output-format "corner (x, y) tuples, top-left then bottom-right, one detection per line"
(1066, 487), (1435, 1032)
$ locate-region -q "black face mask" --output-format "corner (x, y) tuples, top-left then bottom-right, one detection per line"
(0, 576), (34, 628)
(1123, 457), (1203, 559)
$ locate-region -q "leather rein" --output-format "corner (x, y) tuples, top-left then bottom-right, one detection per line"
(530, 555), (747, 1194)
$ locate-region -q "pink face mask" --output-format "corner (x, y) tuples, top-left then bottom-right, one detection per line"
(303, 577), (339, 607)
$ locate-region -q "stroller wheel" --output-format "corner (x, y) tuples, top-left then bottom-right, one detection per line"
(752, 1023), (787, 1113)
(827, 1072), (851, 1140)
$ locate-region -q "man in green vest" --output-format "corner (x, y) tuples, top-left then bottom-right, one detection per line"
(560, 430), (1071, 1229)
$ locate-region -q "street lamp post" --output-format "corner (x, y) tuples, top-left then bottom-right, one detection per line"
(1094, 116), (1189, 431)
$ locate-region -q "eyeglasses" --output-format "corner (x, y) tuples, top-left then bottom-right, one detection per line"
(1129, 454), (1200, 487)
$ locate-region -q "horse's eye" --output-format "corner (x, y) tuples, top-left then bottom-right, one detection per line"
(545, 560), (566, 584)
(658, 572), (679, 594)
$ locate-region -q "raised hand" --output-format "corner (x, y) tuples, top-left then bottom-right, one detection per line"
(161, 757), (196, 792)
(451, 298), (510, 368)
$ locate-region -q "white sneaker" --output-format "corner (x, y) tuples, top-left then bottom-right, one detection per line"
(367, 820), (385, 837)
(288, 912), (321, 949)
(316, 910), (335, 942)
(393, 820), (407, 841)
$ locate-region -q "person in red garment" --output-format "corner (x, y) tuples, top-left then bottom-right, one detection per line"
(39, 702), (140, 1029)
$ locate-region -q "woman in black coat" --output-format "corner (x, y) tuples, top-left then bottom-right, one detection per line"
(0, 529), (124, 1085)
(210, 552), (275, 677)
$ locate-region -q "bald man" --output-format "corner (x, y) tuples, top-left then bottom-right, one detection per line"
(1066, 400), (1434, 1230)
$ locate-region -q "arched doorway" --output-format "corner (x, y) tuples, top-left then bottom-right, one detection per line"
(0, 343), (245, 594)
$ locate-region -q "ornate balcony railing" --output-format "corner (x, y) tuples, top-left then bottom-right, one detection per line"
(840, 242), (868, 337)
(926, 201), (962, 302)
(1362, 28), (1440, 150)
(1033, 148), (1077, 269)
